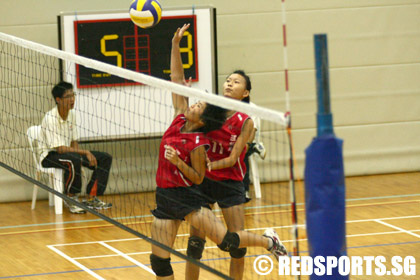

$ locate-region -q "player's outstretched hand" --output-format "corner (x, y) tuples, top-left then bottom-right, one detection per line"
(183, 76), (192, 87)
(172, 23), (190, 45)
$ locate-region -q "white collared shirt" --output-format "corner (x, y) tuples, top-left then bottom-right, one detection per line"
(39, 106), (78, 162)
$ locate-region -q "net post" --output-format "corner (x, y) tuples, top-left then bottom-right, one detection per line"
(304, 34), (348, 280)
(314, 34), (333, 137)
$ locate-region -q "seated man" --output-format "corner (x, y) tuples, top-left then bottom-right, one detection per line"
(39, 81), (112, 214)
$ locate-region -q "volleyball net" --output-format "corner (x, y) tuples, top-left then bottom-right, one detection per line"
(0, 31), (298, 279)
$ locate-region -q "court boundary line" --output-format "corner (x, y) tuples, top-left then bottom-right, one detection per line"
(3, 240), (418, 279)
(3, 211), (419, 279)
(1, 192), (418, 279)
(375, 220), (420, 239)
(99, 241), (155, 274)
(48, 214), (420, 247)
(46, 245), (105, 280)
(71, 229), (420, 261)
(1, 193), (419, 231)
(47, 241), (155, 279)
(51, 214), (420, 262)
(1, 200), (419, 237)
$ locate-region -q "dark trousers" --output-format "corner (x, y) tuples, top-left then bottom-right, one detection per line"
(42, 151), (112, 196)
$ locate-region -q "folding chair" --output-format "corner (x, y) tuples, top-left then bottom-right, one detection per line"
(27, 125), (64, 214)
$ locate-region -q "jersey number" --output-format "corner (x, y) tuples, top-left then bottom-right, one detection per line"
(211, 141), (224, 155)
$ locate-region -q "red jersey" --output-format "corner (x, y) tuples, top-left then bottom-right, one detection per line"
(205, 112), (250, 181)
(156, 114), (209, 188)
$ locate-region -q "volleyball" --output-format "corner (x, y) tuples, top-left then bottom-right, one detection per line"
(129, 0), (162, 29)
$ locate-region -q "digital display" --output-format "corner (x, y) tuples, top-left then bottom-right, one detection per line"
(74, 15), (198, 88)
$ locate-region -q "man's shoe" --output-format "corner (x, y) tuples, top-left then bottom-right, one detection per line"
(64, 195), (86, 214)
(245, 191), (252, 203)
(83, 197), (112, 210)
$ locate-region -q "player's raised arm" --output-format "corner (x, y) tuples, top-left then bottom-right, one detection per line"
(171, 24), (190, 118)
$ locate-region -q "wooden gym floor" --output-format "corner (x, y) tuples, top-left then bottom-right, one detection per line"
(0, 172), (419, 279)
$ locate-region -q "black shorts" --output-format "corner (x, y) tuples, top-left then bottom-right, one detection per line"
(199, 177), (246, 209)
(151, 185), (205, 220)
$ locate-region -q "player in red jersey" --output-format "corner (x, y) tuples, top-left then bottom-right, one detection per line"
(150, 24), (287, 280)
(168, 27), (286, 280)
(184, 50), (287, 280)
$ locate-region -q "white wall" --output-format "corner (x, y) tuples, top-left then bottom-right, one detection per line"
(1, 0), (419, 202)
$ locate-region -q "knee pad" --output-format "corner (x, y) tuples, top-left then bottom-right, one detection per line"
(150, 254), (173, 277)
(230, 247), (247, 259)
(217, 232), (240, 252)
(187, 236), (206, 259)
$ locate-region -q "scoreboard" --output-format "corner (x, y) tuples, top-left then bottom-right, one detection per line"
(74, 16), (197, 88)
(59, 8), (216, 140)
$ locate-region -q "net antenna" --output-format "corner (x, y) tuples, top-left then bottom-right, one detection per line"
(281, 0), (302, 273)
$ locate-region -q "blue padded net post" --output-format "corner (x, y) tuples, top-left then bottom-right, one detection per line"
(304, 34), (348, 279)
